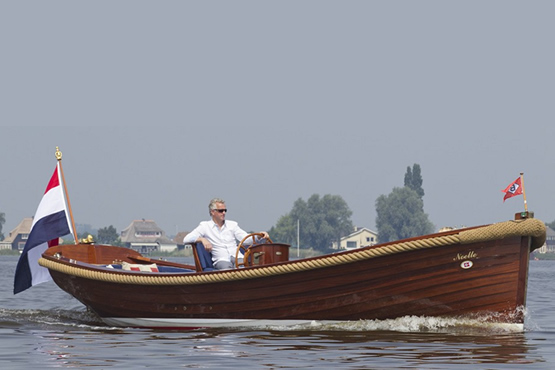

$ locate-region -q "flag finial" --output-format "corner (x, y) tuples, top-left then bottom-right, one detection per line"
(55, 147), (62, 161)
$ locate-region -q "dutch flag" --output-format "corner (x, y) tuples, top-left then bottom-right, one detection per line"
(13, 163), (72, 294)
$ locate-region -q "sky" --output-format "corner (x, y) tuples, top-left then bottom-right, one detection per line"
(1, 1), (554, 239)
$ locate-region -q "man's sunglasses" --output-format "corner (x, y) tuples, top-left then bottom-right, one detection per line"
(214, 209), (227, 213)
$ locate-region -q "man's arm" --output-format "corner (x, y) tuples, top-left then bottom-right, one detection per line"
(183, 223), (214, 251)
(234, 225), (270, 245)
(183, 229), (201, 244)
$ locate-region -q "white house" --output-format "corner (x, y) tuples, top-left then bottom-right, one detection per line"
(332, 227), (378, 250)
(537, 226), (555, 253)
(120, 219), (176, 254)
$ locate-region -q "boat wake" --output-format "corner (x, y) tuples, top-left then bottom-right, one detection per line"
(0, 307), (110, 331)
(0, 307), (534, 335)
(315, 316), (522, 334)
(261, 314), (529, 335)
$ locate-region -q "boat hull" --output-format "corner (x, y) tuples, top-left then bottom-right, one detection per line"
(41, 221), (540, 329)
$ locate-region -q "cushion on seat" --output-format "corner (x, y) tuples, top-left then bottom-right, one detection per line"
(194, 242), (215, 271)
(121, 261), (159, 272)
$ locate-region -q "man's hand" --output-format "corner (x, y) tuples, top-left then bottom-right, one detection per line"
(198, 237), (213, 252)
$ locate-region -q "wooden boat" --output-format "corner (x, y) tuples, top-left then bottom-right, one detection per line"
(38, 213), (546, 330)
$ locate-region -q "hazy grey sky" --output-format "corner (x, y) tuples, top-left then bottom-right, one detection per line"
(2, 1), (554, 238)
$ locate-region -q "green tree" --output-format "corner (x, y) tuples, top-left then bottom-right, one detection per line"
(270, 194), (354, 252)
(404, 163), (424, 198)
(270, 197), (310, 247)
(375, 187), (434, 243)
(547, 220), (555, 230)
(97, 225), (121, 245)
(0, 212), (5, 240)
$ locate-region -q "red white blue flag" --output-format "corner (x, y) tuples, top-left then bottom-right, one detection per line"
(502, 177), (523, 202)
(14, 163), (72, 294)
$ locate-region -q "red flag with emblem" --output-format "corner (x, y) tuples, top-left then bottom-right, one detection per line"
(502, 177), (523, 202)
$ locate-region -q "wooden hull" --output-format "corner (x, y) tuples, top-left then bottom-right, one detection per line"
(39, 218), (546, 329)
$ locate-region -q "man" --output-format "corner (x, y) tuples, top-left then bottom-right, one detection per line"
(183, 198), (270, 270)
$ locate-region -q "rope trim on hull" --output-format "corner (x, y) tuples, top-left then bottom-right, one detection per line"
(39, 218), (546, 286)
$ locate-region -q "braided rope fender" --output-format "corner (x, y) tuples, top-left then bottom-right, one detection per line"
(459, 218), (545, 249)
(39, 218), (546, 286)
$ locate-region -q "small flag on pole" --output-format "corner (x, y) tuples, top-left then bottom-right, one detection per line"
(502, 177), (523, 202)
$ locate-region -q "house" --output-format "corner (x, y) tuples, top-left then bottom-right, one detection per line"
(1, 218), (32, 251)
(173, 231), (191, 251)
(0, 217), (65, 251)
(0, 240), (11, 250)
(332, 227), (378, 250)
(537, 226), (555, 253)
(120, 219), (177, 254)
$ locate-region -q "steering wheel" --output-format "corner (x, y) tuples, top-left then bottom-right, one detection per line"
(235, 232), (273, 268)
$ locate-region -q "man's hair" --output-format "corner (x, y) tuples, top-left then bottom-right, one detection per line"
(209, 198), (226, 215)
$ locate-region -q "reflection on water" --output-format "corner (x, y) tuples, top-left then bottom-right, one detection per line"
(242, 329), (536, 366)
(15, 326), (540, 368)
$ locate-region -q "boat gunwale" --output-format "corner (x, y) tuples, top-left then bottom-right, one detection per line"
(39, 218), (546, 286)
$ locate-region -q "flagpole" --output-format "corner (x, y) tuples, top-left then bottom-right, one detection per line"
(520, 172), (528, 212)
(55, 147), (79, 244)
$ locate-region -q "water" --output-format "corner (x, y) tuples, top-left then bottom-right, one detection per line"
(1, 256), (554, 369)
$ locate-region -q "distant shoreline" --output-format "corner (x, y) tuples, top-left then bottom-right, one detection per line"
(533, 252), (555, 260)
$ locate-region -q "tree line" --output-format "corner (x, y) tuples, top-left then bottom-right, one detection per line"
(5, 164), (555, 252)
(0, 164), (473, 252)
(267, 164), (434, 250)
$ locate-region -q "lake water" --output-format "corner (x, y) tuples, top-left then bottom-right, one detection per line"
(1, 255), (554, 369)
